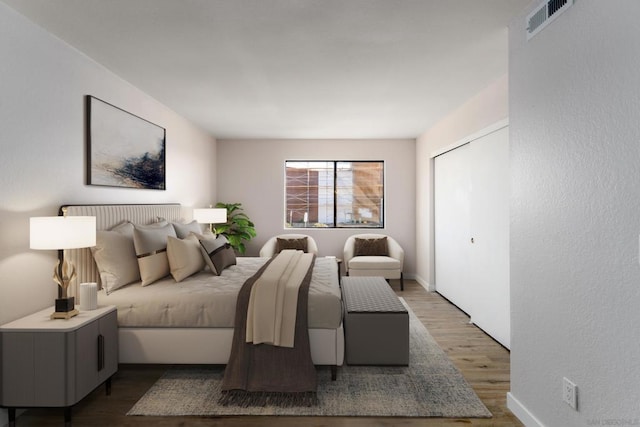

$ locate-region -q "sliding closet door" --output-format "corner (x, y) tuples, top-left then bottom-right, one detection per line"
(468, 127), (510, 348)
(434, 125), (510, 349)
(434, 144), (473, 315)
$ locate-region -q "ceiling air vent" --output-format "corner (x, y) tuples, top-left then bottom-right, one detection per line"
(526, 0), (573, 40)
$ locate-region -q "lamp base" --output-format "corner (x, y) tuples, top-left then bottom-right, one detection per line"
(55, 296), (75, 312)
(52, 297), (78, 319)
(50, 309), (79, 320)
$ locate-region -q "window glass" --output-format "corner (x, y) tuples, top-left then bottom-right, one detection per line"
(285, 161), (384, 228)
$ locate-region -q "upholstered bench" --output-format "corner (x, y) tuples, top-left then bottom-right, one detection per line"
(341, 276), (409, 365)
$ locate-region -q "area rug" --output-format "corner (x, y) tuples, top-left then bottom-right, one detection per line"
(127, 299), (491, 418)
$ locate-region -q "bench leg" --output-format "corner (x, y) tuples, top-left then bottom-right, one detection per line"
(331, 365), (338, 381)
(8, 408), (15, 427)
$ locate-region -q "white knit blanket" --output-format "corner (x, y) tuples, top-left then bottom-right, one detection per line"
(245, 250), (314, 348)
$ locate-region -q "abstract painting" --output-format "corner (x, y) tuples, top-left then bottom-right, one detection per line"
(87, 96), (166, 189)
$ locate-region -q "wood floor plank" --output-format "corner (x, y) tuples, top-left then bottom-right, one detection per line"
(15, 280), (522, 426)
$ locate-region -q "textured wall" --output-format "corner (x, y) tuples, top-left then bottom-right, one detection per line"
(509, 1), (640, 425)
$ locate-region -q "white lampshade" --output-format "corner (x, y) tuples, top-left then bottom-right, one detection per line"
(30, 216), (97, 250)
(193, 208), (227, 225)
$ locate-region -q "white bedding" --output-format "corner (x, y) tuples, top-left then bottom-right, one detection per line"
(97, 256), (342, 329)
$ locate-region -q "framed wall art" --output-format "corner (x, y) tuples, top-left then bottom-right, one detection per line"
(86, 96), (166, 190)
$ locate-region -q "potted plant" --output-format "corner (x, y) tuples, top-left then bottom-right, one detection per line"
(214, 202), (257, 255)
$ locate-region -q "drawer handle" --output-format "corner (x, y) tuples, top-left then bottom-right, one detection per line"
(97, 334), (104, 371)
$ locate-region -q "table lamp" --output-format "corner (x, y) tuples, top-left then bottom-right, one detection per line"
(193, 207), (227, 234)
(30, 211), (96, 319)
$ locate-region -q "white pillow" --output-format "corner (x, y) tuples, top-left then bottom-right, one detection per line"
(167, 234), (205, 282)
(133, 223), (177, 286)
(90, 222), (139, 295)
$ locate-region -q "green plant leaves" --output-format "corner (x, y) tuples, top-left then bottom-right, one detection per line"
(214, 202), (256, 254)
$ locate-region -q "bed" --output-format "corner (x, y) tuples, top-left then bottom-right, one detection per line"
(62, 204), (344, 372)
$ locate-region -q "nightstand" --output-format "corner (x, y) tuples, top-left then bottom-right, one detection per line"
(0, 305), (118, 426)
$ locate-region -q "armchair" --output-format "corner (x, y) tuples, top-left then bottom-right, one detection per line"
(343, 234), (404, 290)
(259, 234), (319, 257)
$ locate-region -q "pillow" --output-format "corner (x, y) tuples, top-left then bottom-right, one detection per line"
(353, 237), (389, 257)
(172, 220), (205, 239)
(133, 223), (177, 286)
(198, 234), (236, 275)
(90, 222), (139, 295)
(276, 237), (308, 253)
(166, 234), (205, 282)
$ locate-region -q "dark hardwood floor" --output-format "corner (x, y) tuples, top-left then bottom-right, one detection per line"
(14, 280), (522, 426)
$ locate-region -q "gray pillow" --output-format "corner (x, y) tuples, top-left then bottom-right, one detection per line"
(198, 234), (236, 275)
(133, 223), (177, 286)
(172, 220), (205, 239)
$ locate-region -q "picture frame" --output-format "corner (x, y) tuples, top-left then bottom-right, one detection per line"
(86, 96), (166, 190)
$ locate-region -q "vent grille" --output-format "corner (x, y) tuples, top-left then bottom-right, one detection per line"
(548, 0), (569, 16)
(526, 0), (573, 40)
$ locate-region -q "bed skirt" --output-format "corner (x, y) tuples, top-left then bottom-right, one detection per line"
(118, 325), (344, 366)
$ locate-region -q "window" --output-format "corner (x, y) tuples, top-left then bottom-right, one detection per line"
(285, 161), (384, 228)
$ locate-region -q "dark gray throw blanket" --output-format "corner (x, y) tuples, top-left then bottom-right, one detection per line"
(219, 255), (317, 407)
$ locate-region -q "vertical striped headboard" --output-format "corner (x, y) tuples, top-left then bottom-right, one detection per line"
(62, 204), (184, 299)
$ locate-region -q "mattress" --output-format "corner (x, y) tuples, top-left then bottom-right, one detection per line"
(97, 256), (342, 329)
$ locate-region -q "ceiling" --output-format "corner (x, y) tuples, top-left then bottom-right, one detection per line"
(2, 0), (529, 139)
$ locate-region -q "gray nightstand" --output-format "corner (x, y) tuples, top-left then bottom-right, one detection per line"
(0, 305), (118, 426)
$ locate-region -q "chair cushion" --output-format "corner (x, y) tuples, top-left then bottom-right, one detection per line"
(276, 237), (308, 253)
(354, 237), (388, 257)
(348, 256), (401, 270)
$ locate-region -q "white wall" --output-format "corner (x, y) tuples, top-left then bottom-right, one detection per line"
(216, 139), (416, 276)
(508, 1), (640, 426)
(0, 3), (216, 330)
(415, 75), (509, 289)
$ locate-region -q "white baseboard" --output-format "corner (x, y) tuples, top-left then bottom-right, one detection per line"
(413, 275), (435, 292)
(507, 392), (545, 427)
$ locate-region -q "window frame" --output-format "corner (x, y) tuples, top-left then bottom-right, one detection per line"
(284, 160), (385, 229)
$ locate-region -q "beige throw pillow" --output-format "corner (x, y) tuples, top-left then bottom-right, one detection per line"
(167, 234), (205, 282)
(90, 222), (139, 295)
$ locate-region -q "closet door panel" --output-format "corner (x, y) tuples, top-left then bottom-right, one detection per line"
(469, 127), (510, 349)
(433, 125), (510, 349)
(434, 144), (473, 315)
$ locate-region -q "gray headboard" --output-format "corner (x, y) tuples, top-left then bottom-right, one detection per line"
(62, 204), (184, 298)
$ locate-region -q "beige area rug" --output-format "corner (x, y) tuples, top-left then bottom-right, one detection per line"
(127, 300), (491, 418)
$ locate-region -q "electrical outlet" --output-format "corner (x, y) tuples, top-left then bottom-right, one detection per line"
(563, 377), (578, 410)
